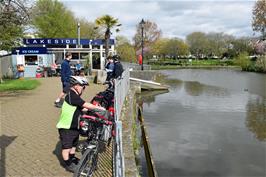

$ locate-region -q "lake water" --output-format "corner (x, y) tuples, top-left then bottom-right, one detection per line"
(141, 69), (266, 177)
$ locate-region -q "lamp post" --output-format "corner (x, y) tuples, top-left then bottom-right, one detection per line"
(77, 22), (81, 61)
(140, 19), (145, 70)
(77, 22), (80, 47)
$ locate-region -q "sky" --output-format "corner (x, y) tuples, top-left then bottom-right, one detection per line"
(62, 0), (256, 41)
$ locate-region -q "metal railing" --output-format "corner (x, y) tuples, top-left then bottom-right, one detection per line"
(113, 68), (130, 177)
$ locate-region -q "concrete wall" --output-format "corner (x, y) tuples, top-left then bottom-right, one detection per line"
(120, 86), (140, 177)
(130, 70), (159, 81)
(0, 55), (14, 79)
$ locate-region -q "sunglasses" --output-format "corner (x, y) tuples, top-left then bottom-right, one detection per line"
(78, 85), (86, 90)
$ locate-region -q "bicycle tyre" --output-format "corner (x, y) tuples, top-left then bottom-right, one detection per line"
(73, 148), (95, 177)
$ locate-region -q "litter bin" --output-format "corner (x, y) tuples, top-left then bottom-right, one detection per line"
(36, 67), (43, 78)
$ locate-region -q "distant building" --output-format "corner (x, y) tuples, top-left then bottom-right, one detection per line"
(12, 38), (115, 77)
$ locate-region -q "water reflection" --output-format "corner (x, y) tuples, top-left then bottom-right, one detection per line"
(139, 90), (169, 105)
(142, 69), (266, 177)
(246, 96), (266, 141)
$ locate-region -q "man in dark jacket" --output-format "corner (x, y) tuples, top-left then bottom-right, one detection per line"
(54, 52), (72, 107)
(113, 55), (124, 79)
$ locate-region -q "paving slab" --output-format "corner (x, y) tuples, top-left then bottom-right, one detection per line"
(0, 77), (112, 177)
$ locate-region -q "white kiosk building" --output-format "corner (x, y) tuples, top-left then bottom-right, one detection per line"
(12, 38), (115, 77)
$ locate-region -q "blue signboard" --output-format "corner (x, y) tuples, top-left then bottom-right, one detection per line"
(12, 47), (47, 55)
(23, 38), (115, 45)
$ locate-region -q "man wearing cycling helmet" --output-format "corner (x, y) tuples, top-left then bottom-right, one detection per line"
(56, 76), (105, 173)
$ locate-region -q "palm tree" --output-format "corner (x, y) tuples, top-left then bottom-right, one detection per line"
(95, 15), (121, 60)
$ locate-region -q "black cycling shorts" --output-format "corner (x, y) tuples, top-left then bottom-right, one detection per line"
(58, 129), (79, 149)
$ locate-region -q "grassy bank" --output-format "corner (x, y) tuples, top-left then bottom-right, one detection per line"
(0, 79), (41, 92)
(149, 56), (266, 73)
(149, 59), (237, 70)
(151, 65), (240, 70)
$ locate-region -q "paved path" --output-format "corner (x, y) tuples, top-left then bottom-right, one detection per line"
(0, 77), (112, 177)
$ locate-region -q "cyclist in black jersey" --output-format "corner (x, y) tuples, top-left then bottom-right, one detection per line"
(56, 76), (105, 173)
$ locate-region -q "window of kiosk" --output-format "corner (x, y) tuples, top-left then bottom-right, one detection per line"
(92, 53), (100, 69)
(71, 53), (79, 60)
(80, 53), (89, 59)
(25, 55), (38, 65)
(92, 45), (100, 49)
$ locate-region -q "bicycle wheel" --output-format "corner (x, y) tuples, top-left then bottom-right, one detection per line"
(74, 148), (96, 177)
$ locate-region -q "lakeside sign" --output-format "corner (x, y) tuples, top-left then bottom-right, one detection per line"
(23, 38), (115, 45)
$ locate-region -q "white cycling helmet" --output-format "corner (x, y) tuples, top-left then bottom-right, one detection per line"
(70, 76), (89, 86)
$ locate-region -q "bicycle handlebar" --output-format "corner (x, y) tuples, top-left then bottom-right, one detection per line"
(81, 115), (113, 125)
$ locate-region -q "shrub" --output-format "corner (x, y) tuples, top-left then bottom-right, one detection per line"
(234, 52), (251, 71)
(255, 55), (266, 73)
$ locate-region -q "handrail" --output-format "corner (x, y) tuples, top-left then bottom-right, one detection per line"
(113, 68), (130, 177)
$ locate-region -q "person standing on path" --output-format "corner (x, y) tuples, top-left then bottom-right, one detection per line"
(56, 76), (106, 172)
(54, 52), (72, 107)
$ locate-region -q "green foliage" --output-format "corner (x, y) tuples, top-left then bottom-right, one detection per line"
(0, 79), (40, 91)
(254, 55), (266, 72)
(31, 0), (76, 38)
(0, 0), (30, 51)
(234, 52), (251, 71)
(116, 35), (130, 46)
(230, 38), (254, 56)
(78, 18), (102, 39)
(186, 32), (209, 56)
(186, 32), (254, 58)
(116, 43), (136, 62)
(95, 14), (120, 56)
(95, 15), (119, 29)
(151, 38), (189, 59)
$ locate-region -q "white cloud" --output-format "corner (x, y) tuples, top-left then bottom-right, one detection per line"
(62, 0), (256, 41)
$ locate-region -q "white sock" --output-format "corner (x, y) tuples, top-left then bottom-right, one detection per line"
(55, 98), (60, 103)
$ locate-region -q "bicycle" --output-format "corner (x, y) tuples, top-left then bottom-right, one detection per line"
(74, 114), (113, 177)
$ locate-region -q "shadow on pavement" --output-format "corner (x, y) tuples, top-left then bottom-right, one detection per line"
(52, 141), (65, 168)
(0, 135), (17, 177)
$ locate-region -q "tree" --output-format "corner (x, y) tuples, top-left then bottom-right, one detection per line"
(116, 43), (136, 62)
(0, 0), (31, 51)
(186, 32), (209, 58)
(205, 32), (234, 57)
(77, 18), (102, 39)
(95, 15), (121, 58)
(115, 35), (135, 62)
(252, 0), (266, 40)
(133, 20), (162, 50)
(230, 37), (254, 56)
(31, 0), (77, 38)
(165, 38), (189, 58)
(115, 35), (130, 46)
(151, 38), (168, 58)
(151, 38), (189, 59)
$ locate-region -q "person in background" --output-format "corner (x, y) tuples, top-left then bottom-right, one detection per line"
(113, 55), (124, 79)
(56, 76), (106, 172)
(54, 52), (72, 107)
(16, 64), (25, 79)
(49, 62), (57, 77)
(105, 55), (115, 81)
(75, 60), (82, 76)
